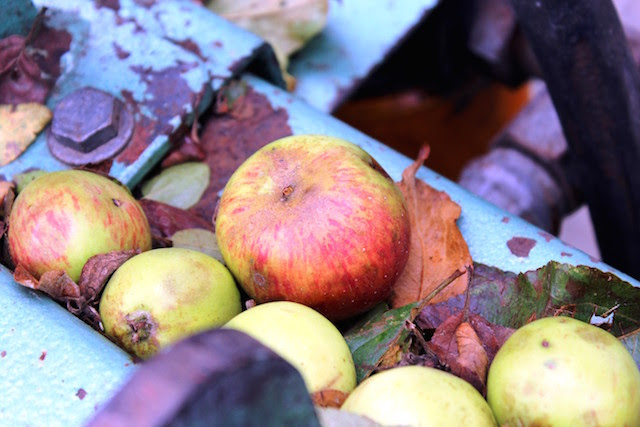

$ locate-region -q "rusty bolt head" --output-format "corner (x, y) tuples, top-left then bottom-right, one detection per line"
(48, 87), (133, 165)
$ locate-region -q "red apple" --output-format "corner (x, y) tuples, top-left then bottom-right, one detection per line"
(215, 134), (410, 320)
(8, 169), (152, 282)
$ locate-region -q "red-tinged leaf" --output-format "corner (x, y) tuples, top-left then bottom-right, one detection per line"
(390, 146), (472, 308)
(139, 198), (214, 238)
(0, 14), (71, 105)
(311, 389), (349, 408)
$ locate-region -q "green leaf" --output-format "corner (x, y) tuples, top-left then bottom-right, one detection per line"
(344, 300), (420, 384)
(141, 162), (210, 210)
(171, 228), (224, 264)
(418, 262), (640, 369)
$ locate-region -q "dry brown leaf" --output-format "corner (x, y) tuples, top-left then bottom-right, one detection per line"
(311, 389), (349, 408)
(0, 103), (51, 166)
(208, 0), (329, 89)
(77, 249), (139, 302)
(427, 311), (513, 395)
(455, 322), (489, 384)
(14, 264), (82, 303)
(0, 181), (15, 214)
(390, 146), (472, 308)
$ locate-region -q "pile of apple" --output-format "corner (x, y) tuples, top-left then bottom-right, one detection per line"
(7, 135), (640, 425)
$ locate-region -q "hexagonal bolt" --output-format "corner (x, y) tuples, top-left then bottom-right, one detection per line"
(51, 88), (120, 153)
(48, 87), (134, 165)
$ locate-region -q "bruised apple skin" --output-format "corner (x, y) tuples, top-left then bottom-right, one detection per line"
(341, 365), (497, 426)
(487, 316), (640, 426)
(100, 248), (242, 359)
(215, 135), (410, 321)
(8, 170), (152, 282)
(224, 301), (356, 395)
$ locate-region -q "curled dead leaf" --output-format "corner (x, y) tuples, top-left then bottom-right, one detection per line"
(390, 146), (472, 308)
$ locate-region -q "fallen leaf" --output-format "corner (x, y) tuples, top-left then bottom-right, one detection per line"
(390, 146), (472, 308)
(139, 198), (214, 239)
(142, 162), (210, 210)
(314, 407), (381, 427)
(208, 0), (329, 89)
(419, 262), (640, 336)
(0, 13), (71, 105)
(311, 389), (349, 408)
(171, 228), (224, 263)
(427, 311), (511, 395)
(77, 249), (139, 303)
(13, 250), (137, 330)
(344, 269), (464, 383)
(14, 264), (82, 306)
(0, 103), (51, 166)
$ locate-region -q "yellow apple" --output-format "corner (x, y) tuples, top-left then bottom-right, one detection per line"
(100, 248), (241, 359)
(224, 301), (356, 394)
(341, 365), (497, 426)
(487, 316), (640, 426)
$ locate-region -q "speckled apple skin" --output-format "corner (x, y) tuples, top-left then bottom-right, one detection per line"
(8, 170), (152, 282)
(342, 366), (497, 426)
(215, 135), (411, 321)
(487, 316), (640, 426)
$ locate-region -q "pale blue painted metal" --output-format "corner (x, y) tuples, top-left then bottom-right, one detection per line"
(1, 0), (282, 188)
(289, 0), (439, 112)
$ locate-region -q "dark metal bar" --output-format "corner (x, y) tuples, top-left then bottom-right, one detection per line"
(509, 0), (640, 278)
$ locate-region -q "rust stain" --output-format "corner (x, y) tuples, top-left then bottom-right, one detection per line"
(95, 0), (120, 11)
(189, 84), (292, 222)
(112, 42), (130, 59)
(164, 37), (205, 62)
(117, 63), (203, 165)
(538, 231), (554, 242)
(507, 237), (536, 257)
(39, 351), (46, 361)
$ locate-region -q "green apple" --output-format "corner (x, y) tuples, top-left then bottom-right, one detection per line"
(215, 134), (410, 321)
(100, 248), (241, 359)
(341, 365), (497, 426)
(224, 301), (356, 394)
(487, 316), (640, 426)
(8, 169), (151, 282)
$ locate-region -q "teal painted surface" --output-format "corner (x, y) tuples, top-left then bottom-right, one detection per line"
(0, 266), (135, 427)
(289, 0), (438, 112)
(1, 0), (281, 189)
